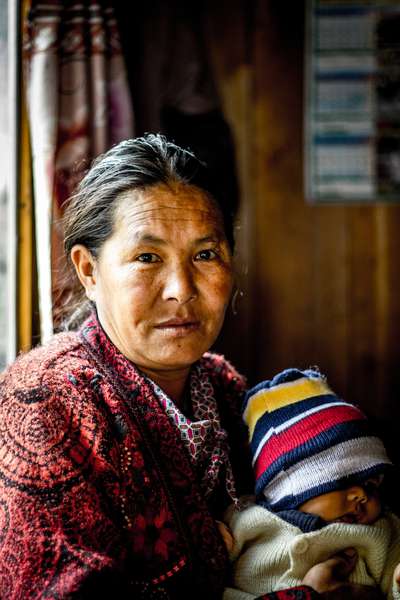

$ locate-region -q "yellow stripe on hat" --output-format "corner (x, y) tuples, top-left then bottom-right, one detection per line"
(244, 377), (333, 439)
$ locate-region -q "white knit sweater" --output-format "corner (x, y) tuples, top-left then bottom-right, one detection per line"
(223, 503), (400, 600)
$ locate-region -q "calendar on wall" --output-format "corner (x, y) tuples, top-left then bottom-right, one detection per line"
(305, 0), (400, 202)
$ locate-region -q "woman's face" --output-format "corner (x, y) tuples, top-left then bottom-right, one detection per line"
(74, 183), (233, 377)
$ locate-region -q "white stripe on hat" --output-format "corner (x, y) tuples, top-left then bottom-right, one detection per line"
(252, 401), (351, 465)
(262, 436), (390, 506)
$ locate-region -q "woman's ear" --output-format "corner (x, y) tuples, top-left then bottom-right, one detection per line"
(70, 245), (97, 301)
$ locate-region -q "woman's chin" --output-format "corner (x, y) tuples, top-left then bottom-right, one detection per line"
(148, 350), (205, 372)
(144, 330), (216, 368)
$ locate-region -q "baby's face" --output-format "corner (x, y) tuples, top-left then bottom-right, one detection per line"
(298, 477), (382, 525)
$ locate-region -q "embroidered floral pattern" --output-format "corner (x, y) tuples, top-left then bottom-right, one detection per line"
(132, 506), (177, 561)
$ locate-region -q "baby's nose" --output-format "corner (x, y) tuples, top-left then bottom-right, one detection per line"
(346, 486), (368, 504)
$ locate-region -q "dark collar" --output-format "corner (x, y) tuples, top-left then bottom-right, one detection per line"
(256, 498), (327, 532)
(275, 509), (327, 532)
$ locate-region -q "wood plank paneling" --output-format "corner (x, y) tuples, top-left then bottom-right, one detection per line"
(251, 0), (315, 377)
(204, 0), (256, 376)
(348, 207), (379, 413)
(18, 82), (34, 352)
(207, 1), (400, 471)
(375, 205), (400, 464)
(313, 206), (349, 395)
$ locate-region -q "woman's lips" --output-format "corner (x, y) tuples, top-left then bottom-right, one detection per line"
(154, 319), (200, 336)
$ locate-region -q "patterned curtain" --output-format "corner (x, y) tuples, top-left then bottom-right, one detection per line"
(23, 1), (134, 342)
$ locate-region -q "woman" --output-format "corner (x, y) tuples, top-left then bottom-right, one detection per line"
(0, 135), (382, 598)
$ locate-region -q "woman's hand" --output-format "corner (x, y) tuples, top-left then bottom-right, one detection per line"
(216, 520), (234, 553)
(302, 548), (384, 598)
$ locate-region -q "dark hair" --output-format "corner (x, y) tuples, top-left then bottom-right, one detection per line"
(63, 133), (234, 261)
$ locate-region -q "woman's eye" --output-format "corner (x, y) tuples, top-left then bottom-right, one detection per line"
(135, 253), (160, 263)
(195, 249), (218, 261)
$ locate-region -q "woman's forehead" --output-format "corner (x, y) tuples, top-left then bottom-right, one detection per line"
(113, 184), (224, 231)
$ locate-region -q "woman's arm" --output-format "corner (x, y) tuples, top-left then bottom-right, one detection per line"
(0, 354), (132, 598)
(257, 588), (319, 599)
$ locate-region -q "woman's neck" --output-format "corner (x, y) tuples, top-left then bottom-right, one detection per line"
(139, 366), (191, 407)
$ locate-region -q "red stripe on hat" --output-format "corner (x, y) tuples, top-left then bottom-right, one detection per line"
(254, 405), (364, 480)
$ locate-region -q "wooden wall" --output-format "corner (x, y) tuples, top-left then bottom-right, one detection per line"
(206, 0), (400, 465)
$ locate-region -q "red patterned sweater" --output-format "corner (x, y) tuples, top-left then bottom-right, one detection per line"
(0, 313), (318, 599)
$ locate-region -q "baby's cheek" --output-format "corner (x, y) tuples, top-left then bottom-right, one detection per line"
(370, 497), (382, 522)
(362, 496), (381, 524)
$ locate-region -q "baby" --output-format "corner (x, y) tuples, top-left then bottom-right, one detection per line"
(222, 368), (400, 599)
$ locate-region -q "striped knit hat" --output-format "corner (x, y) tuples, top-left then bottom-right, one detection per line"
(243, 368), (392, 511)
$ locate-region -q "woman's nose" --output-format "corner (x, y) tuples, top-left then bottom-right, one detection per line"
(162, 263), (197, 304)
(347, 485), (368, 504)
